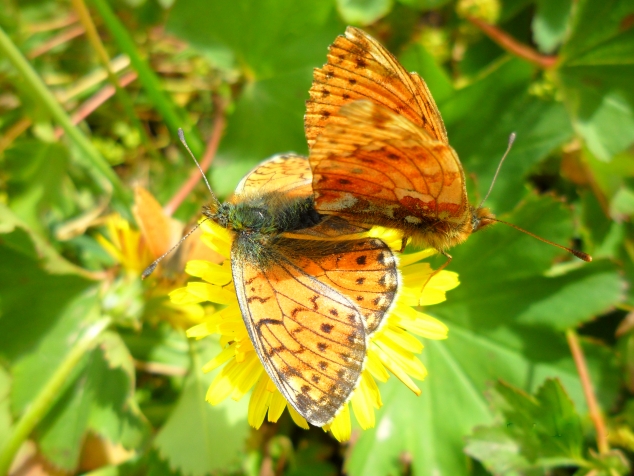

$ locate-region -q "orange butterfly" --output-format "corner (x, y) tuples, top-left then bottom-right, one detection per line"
(305, 27), (591, 262)
(200, 153), (398, 426)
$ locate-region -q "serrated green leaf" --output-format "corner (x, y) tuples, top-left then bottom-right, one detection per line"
(336, 0), (394, 25)
(465, 379), (585, 473)
(87, 332), (150, 450)
(153, 340), (249, 476)
(5, 140), (69, 233)
(120, 323), (191, 371)
(36, 360), (95, 471)
(347, 195), (620, 475)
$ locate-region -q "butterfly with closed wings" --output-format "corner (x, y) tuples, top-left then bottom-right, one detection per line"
(305, 27), (591, 262)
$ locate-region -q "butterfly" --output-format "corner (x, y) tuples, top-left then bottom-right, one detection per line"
(304, 27), (591, 263)
(303, 26), (494, 254)
(200, 153), (399, 426)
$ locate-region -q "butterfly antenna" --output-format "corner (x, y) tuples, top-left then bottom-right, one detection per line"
(478, 132), (516, 209)
(487, 217), (592, 262)
(178, 128), (220, 207)
(141, 219), (209, 279)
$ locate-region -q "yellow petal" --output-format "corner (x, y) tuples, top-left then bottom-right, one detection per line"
(186, 260), (232, 285)
(366, 348), (390, 382)
(379, 325), (423, 353)
(230, 352), (263, 401)
(268, 390), (287, 423)
(398, 248), (437, 267)
(248, 373), (273, 429)
(373, 345), (421, 396)
(376, 341), (427, 380)
(206, 360), (239, 405)
(351, 373), (376, 429)
(288, 405), (309, 429)
(328, 404), (351, 441)
(187, 282), (236, 304)
(392, 306), (449, 340)
(202, 343), (236, 372)
(170, 287), (205, 305)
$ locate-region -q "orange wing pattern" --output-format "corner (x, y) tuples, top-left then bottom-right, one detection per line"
(305, 26), (448, 149)
(232, 238), (365, 426)
(232, 235), (398, 426)
(310, 100), (471, 250)
(232, 154), (313, 200)
(286, 237), (398, 335)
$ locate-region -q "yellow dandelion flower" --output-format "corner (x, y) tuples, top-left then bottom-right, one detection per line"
(96, 213), (206, 329)
(173, 220), (458, 441)
(96, 213), (154, 276)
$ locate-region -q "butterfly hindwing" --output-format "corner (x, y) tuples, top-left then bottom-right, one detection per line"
(285, 237), (399, 335)
(232, 237), (367, 426)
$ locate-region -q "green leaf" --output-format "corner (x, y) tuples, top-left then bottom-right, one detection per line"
(441, 58), (574, 214)
(0, 203), (93, 277)
(559, 0), (634, 61)
(532, 0), (573, 54)
(166, 0), (345, 197)
(336, 0), (394, 25)
(4, 139), (69, 234)
(1, 259), (93, 412)
(557, 0), (634, 160)
(0, 367), (12, 452)
(29, 329), (149, 472)
(153, 339), (249, 476)
(465, 379), (584, 473)
(87, 332), (151, 450)
(396, 0), (451, 10)
(347, 195), (620, 475)
(36, 356), (95, 471)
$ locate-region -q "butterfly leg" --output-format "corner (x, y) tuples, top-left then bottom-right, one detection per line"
(399, 237), (409, 253)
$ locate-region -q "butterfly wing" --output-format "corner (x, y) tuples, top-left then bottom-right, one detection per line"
(305, 26), (448, 148)
(232, 154), (313, 200)
(232, 235), (398, 426)
(310, 99), (471, 250)
(232, 238), (365, 426)
(281, 237), (399, 335)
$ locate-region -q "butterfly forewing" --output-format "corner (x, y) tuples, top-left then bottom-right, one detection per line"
(232, 238), (368, 426)
(311, 100), (469, 249)
(305, 26), (448, 149)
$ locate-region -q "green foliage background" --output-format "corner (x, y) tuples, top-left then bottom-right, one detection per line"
(1, 0), (633, 474)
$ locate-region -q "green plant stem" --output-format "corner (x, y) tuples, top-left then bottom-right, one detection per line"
(566, 329), (610, 455)
(71, 0), (159, 161)
(0, 317), (112, 475)
(89, 0), (204, 156)
(0, 25), (129, 205)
